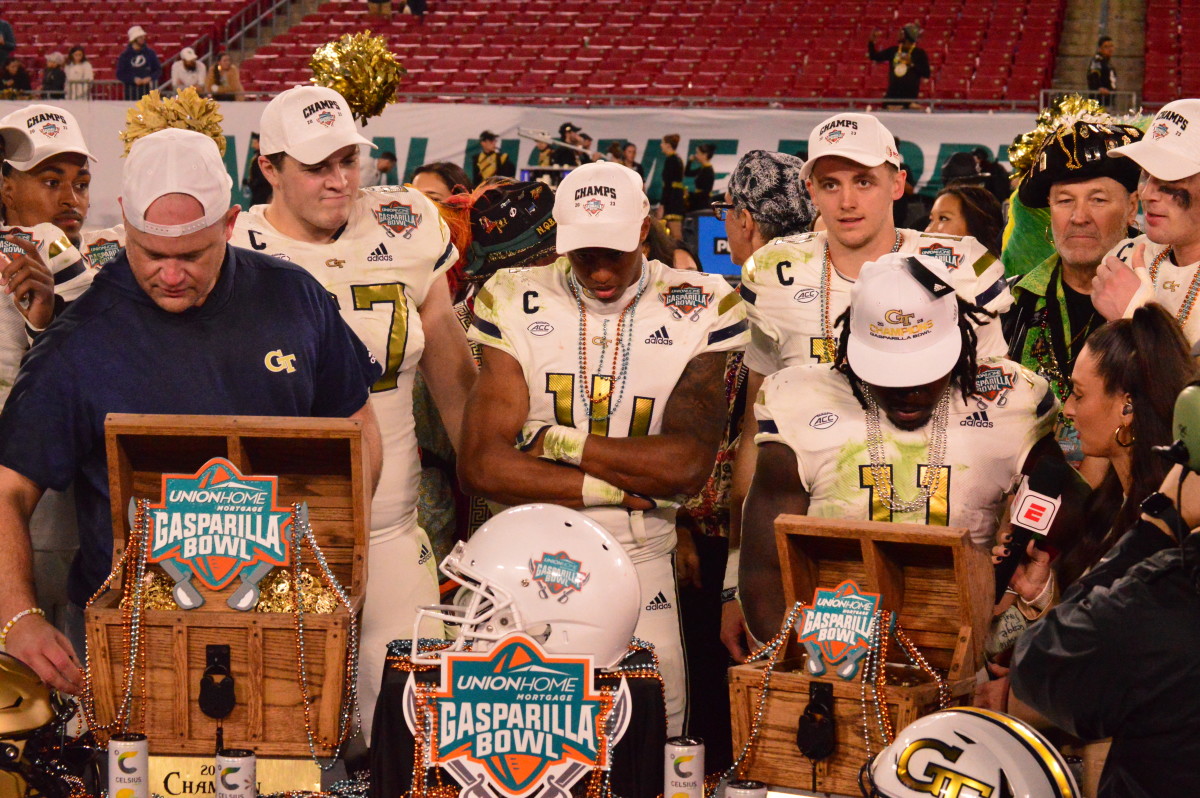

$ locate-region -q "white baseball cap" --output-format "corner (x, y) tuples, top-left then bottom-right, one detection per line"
(553, 162), (649, 253)
(846, 253), (962, 387)
(259, 85), (374, 166)
(121, 128), (232, 237)
(0, 104), (96, 171)
(798, 112), (902, 181)
(180, 47), (197, 62)
(1109, 98), (1200, 181)
(128, 25), (147, 43)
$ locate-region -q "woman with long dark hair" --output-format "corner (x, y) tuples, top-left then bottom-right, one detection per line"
(979, 304), (1196, 717)
(995, 303), (1195, 611)
(925, 184), (1004, 258)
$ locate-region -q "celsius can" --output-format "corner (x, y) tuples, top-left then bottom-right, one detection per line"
(216, 748), (257, 798)
(664, 736), (705, 798)
(726, 780), (768, 798)
(107, 733), (149, 798)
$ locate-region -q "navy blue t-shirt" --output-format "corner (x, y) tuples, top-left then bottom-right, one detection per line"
(0, 245), (381, 605)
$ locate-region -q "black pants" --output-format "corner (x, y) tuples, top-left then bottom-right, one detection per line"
(679, 532), (733, 770)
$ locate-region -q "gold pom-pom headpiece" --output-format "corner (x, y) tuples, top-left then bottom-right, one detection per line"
(119, 87), (226, 157)
(310, 32), (406, 125)
(1008, 94), (1150, 180)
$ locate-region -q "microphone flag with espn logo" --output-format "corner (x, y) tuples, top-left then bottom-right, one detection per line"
(994, 465), (1065, 603)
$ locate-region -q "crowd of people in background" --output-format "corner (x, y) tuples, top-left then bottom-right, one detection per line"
(0, 18), (242, 102)
(0, 11), (1197, 790)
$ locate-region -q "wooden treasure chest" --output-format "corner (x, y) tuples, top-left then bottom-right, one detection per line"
(729, 515), (992, 795)
(85, 414), (369, 757)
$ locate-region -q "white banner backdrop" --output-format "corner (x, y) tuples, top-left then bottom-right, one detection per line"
(0, 100), (1037, 229)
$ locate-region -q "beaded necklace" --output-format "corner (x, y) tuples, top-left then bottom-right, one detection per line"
(864, 386), (950, 512)
(1148, 246), (1200, 326)
(568, 263), (647, 420)
(819, 230), (904, 360)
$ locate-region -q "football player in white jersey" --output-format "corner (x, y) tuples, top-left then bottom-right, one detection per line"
(460, 161), (749, 736)
(229, 86), (476, 742)
(0, 107), (96, 639)
(741, 254), (1078, 642)
(730, 113), (1011, 632)
(1093, 99), (1200, 345)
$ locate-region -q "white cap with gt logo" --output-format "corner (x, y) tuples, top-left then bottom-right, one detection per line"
(846, 253), (962, 388)
(259, 85), (375, 166)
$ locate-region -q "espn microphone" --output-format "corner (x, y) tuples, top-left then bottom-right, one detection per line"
(993, 459), (1068, 603)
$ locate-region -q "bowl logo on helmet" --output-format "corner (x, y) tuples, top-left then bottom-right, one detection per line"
(896, 739), (996, 797)
(426, 634), (618, 796)
(795, 579), (881, 680)
(529, 551), (589, 602)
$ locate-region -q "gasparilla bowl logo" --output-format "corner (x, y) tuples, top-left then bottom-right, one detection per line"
(529, 551), (588, 601)
(796, 579), (882, 680)
(373, 201), (423, 238)
(660, 283), (713, 321)
(918, 244), (963, 270)
(0, 229), (40, 257)
(147, 457), (292, 591)
(974, 363), (1015, 403)
(317, 110), (336, 127)
(85, 238), (121, 268)
(429, 635), (612, 796)
(1153, 122), (1169, 140)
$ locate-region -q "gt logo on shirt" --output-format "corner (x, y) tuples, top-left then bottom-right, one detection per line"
(264, 349), (297, 373)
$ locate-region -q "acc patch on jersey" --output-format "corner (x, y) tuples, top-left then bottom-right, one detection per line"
(974, 363), (1015, 403)
(660, 283), (713, 321)
(373, 201), (423, 239)
(919, 244), (964, 270)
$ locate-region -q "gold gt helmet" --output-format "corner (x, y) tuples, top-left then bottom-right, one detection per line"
(862, 707), (1080, 798)
(0, 653), (55, 742)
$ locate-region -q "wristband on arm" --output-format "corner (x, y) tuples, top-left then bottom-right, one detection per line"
(542, 425), (588, 466)
(582, 474), (624, 507)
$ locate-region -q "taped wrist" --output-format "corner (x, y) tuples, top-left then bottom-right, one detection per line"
(543, 425), (588, 466)
(582, 474), (624, 507)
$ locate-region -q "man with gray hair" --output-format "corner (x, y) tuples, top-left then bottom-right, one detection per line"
(0, 127), (382, 692)
(713, 150), (814, 662)
(716, 149), (814, 267)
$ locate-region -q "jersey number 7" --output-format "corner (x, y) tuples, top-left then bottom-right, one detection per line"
(352, 282), (409, 393)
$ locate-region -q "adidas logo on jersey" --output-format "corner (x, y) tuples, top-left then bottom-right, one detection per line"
(367, 243), (393, 262)
(418, 544), (432, 565)
(644, 325), (674, 345)
(645, 591), (673, 611)
(960, 410), (993, 428)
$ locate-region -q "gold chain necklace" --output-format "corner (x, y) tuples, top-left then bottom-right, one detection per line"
(864, 386), (950, 512)
(819, 230), (903, 359)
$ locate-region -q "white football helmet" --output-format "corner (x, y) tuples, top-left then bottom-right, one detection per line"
(411, 504), (641, 669)
(863, 707), (1080, 798)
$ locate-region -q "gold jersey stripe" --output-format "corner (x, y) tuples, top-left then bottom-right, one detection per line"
(718, 290), (742, 316)
(973, 251), (999, 277)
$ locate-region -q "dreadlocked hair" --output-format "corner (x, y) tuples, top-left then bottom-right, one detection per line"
(831, 297), (997, 409)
